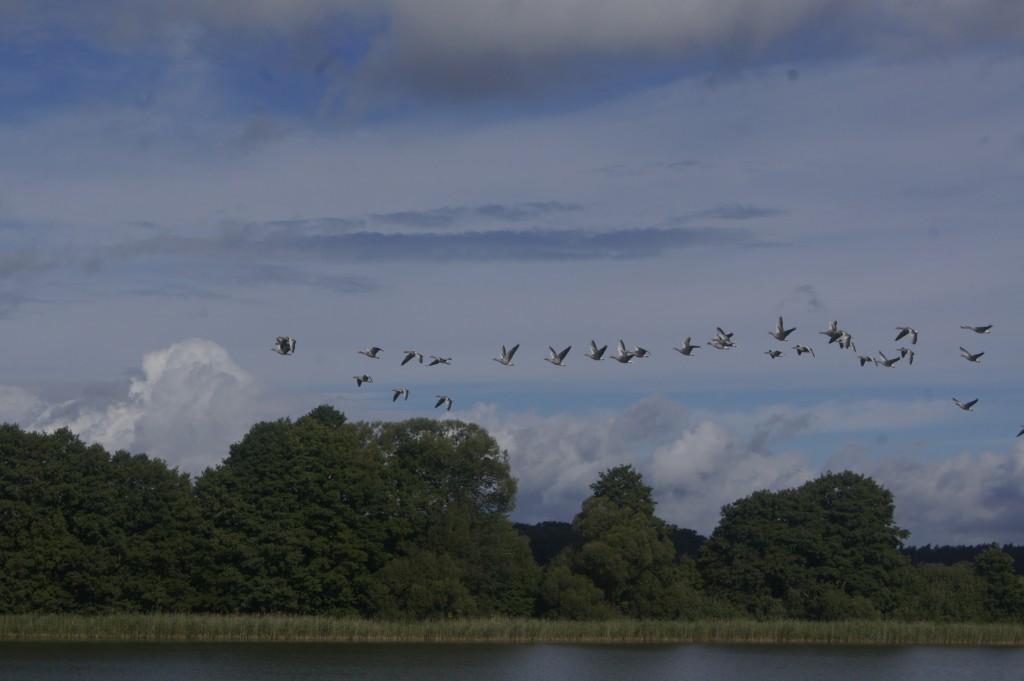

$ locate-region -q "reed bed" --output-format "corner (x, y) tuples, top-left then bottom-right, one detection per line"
(2, 614), (1023, 646)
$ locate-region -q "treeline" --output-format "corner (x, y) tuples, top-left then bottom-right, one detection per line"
(2, 405), (1023, 622)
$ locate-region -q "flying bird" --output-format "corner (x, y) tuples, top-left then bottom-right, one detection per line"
(764, 349), (784, 359)
(837, 331), (856, 352)
(493, 343), (520, 366)
(674, 337), (700, 356)
(961, 324), (993, 334)
(895, 327), (918, 344)
(610, 340), (635, 363)
(708, 337), (734, 350)
(428, 356), (452, 366)
(359, 346), (382, 359)
(769, 316), (796, 341)
(960, 347), (984, 363)
(898, 347), (915, 365)
(819, 320), (843, 343)
(585, 341), (608, 360)
(792, 344), (815, 358)
(272, 336), (296, 355)
(710, 327), (736, 349)
(354, 375), (373, 387)
(434, 395), (453, 411)
(545, 345), (572, 366)
(392, 388), (409, 402)
(401, 350), (424, 365)
(875, 351), (900, 368)
(857, 355), (875, 367)
(953, 397), (978, 411)
(630, 344), (651, 358)
(1016, 425), (1023, 438)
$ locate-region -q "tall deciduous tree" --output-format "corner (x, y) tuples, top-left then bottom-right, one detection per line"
(367, 418), (539, 618)
(548, 465), (707, 619)
(699, 471), (910, 619)
(0, 424), (199, 613)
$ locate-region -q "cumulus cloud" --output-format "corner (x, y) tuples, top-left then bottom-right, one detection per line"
(5, 339), (275, 475)
(841, 444), (1024, 546)
(471, 394), (815, 534)
(472, 394), (1024, 545)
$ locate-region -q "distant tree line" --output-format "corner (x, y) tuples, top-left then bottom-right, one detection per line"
(2, 405), (1022, 621)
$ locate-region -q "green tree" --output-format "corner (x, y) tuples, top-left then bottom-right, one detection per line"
(896, 562), (987, 622)
(0, 424), (200, 613)
(365, 418), (539, 618)
(699, 471), (910, 619)
(193, 407), (389, 613)
(553, 465), (705, 618)
(974, 544), (1024, 621)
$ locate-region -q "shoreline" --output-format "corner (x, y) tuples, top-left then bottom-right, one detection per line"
(2, 615), (1024, 646)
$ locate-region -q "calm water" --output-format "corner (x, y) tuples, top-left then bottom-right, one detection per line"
(1, 642), (1022, 681)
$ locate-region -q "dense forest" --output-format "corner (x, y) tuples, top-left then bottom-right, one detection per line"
(2, 405), (1022, 622)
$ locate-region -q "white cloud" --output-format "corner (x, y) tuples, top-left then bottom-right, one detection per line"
(472, 395), (1024, 545)
(4, 339), (277, 475)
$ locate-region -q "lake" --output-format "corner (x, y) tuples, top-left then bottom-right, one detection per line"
(1, 642), (1022, 680)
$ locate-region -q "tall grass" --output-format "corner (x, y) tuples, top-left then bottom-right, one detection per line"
(2, 615), (1024, 645)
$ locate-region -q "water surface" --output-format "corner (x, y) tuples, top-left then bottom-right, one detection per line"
(1, 641), (1021, 681)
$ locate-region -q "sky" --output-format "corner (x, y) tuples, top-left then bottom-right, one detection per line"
(3, 0), (1024, 547)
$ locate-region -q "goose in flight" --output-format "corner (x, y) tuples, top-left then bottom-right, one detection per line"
(1017, 425), (1024, 438)
(392, 388), (409, 402)
(769, 316), (796, 342)
(960, 347), (984, 363)
(272, 336), (296, 355)
(630, 344), (651, 358)
(428, 356), (452, 366)
(609, 348), (634, 364)
(953, 397), (978, 411)
(764, 349), (784, 359)
(585, 341), (608, 360)
(354, 374), (373, 387)
(709, 328), (736, 349)
(708, 337), (734, 350)
(837, 331), (856, 352)
(961, 324), (993, 334)
(401, 350), (424, 365)
(545, 345), (572, 366)
(895, 327), (918, 344)
(819, 320), (843, 343)
(858, 355), (875, 367)
(792, 344), (815, 358)
(674, 337), (700, 356)
(359, 346), (382, 359)
(875, 351), (900, 368)
(610, 340), (635, 363)
(493, 343), (520, 366)
(898, 347), (915, 366)
(434, 395), (453, 411)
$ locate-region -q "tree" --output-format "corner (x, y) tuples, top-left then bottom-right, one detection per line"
(365, 418), (539, 617)
(553, 465), (706, 618)
(193, 408), (388, 613)
(699, 471), (911, 619)
(974, 544), (1024, 621)
(0, 424), (200, 613)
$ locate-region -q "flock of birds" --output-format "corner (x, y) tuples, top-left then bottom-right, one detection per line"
(271, 320), (1020, 435)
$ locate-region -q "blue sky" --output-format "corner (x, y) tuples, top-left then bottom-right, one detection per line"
(3, 1), (1024, 545)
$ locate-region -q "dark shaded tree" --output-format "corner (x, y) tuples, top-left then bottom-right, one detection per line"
(699, 471), (911, 619)
(544, 465), (717, 619)
(974, 544), (1024, 621)
(0, 425), (200, 613)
